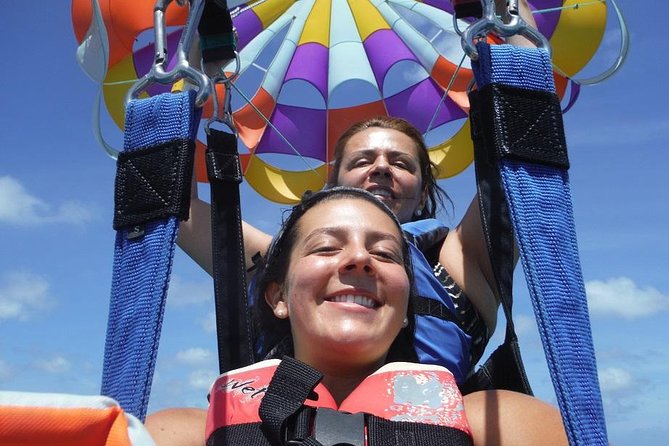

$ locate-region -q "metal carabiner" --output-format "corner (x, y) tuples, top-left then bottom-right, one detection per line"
(205, 51), (241, 137)
(125, 0), (212, 107)
(461, 0), (551, 60)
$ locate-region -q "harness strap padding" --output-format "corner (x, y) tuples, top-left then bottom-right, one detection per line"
(102, 91), (200, 421)
(259, 357), (323, 445)
(450, 0), (483, 19)
(198, 0), (235, 63)
(368, 416), (473, 446)
(412, 296), (460, 325)
(205, 128), (254, 373)
(113, 138), (194, 230)
(463, 77), (534, 395)
(471, 42), (607, 445)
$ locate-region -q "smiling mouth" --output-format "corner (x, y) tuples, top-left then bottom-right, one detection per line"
(367, 187), (394, 200)
(326, 294), (379, 309)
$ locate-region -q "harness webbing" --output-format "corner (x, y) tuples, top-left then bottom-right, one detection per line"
(102, 90), (201, 421)
(205, 128), (254, 372)
(470, 42), (607, 445)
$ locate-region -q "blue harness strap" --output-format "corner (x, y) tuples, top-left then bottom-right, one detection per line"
(470, 42), (607, 445)
(101, 90), (201, 421)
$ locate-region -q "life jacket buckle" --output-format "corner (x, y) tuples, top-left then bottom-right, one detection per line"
(313, 408), (365, 446)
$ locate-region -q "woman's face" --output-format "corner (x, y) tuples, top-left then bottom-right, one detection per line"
(268, 198), (410, 368)
(336, 127), (425, 223)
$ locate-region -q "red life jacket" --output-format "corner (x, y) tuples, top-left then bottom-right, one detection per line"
(206, 359), (472, 446)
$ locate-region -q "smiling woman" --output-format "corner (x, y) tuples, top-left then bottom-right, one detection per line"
(256, 188), (415, 396)
(145, 187), (568, 446)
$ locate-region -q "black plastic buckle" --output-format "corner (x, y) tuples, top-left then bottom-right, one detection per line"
(313, 408), (365, 446)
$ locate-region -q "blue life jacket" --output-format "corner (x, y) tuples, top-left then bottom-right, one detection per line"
(402, 219), (471, 384)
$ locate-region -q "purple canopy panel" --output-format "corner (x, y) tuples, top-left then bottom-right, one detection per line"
(385, 78), (467, 133)
(284, 42), (329, 100)
(562, 81), (581, 113)
(532, 0), (562, 41)
(422, 0), (455, 15)
(133, 30), (183, 96)
(364, 29), (419, 90)
(233, 8), (264, 50)
(254, 104), (327, 161)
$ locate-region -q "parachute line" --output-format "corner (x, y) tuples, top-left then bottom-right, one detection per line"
(230, 82), (325, 182)
(426, 52), (467, 136)
(92, 88), (121, 160)
(532, 0), (606, 15)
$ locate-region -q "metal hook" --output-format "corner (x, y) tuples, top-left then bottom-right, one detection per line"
(125, 0), (212, 107)
(205, 51), (240, 136)
(461, 0), (551, 60)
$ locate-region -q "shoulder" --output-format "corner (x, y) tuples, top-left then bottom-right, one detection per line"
(402, 219), (449, 266)
(463, 390), (567, 446)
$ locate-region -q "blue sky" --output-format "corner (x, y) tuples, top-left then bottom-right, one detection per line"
(1, 2), (667, 445)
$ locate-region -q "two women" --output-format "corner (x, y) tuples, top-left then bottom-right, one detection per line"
(179, 116), (496, 380)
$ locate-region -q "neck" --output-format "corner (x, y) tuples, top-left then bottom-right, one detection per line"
(303, 356), (387, 406)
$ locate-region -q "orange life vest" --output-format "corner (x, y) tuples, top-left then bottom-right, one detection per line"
(206, 359), (472, 446)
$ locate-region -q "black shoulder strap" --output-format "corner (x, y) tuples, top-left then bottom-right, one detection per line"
(206, 129), (254, 373)
(259, 357), (323, 445)
(461, 86), (533, 395)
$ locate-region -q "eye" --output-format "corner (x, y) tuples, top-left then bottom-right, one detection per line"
(352, 158), (371, 168)
(391, 156), (417, 172)
(370, 247), (403, 263)
(306, 243), (341, 256)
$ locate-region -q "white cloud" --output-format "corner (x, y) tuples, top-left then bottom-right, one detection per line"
(586, 277), (669, 319)
(175, 348), (214, 366)
(168, 276), (212, 306)
(0, 176), (96, 226)
(0, 270), (52, 321)
(35, 356), (71, 374)
(188, 369), (219, 390)
(598, 367), (634, 395)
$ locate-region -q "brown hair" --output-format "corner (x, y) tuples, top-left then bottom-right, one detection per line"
(328, 116), (450, 221)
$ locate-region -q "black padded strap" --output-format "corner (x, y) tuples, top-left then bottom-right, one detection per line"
(367, 415), (473, 446)
(466, 84), (533, 395)
(198, 0), (235, 63)
(259, 357), (323, 445)
(113, 138), (194, 230)
(206, 129), (254, 373)
(412, 296), (460, 325)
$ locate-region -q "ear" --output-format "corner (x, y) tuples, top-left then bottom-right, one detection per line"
(265, 282), (289, 319)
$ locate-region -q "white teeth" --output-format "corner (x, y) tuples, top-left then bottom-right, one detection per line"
(369, 188), (391, 198)
(329, 294), (377, 308)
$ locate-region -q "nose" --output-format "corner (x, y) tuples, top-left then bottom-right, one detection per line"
(369, 157), (391, 179)
(339, 245), (376, 276)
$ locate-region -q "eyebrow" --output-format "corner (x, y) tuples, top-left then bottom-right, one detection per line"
(301, 226), (403, 246)
(345, 149), (416, 160)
